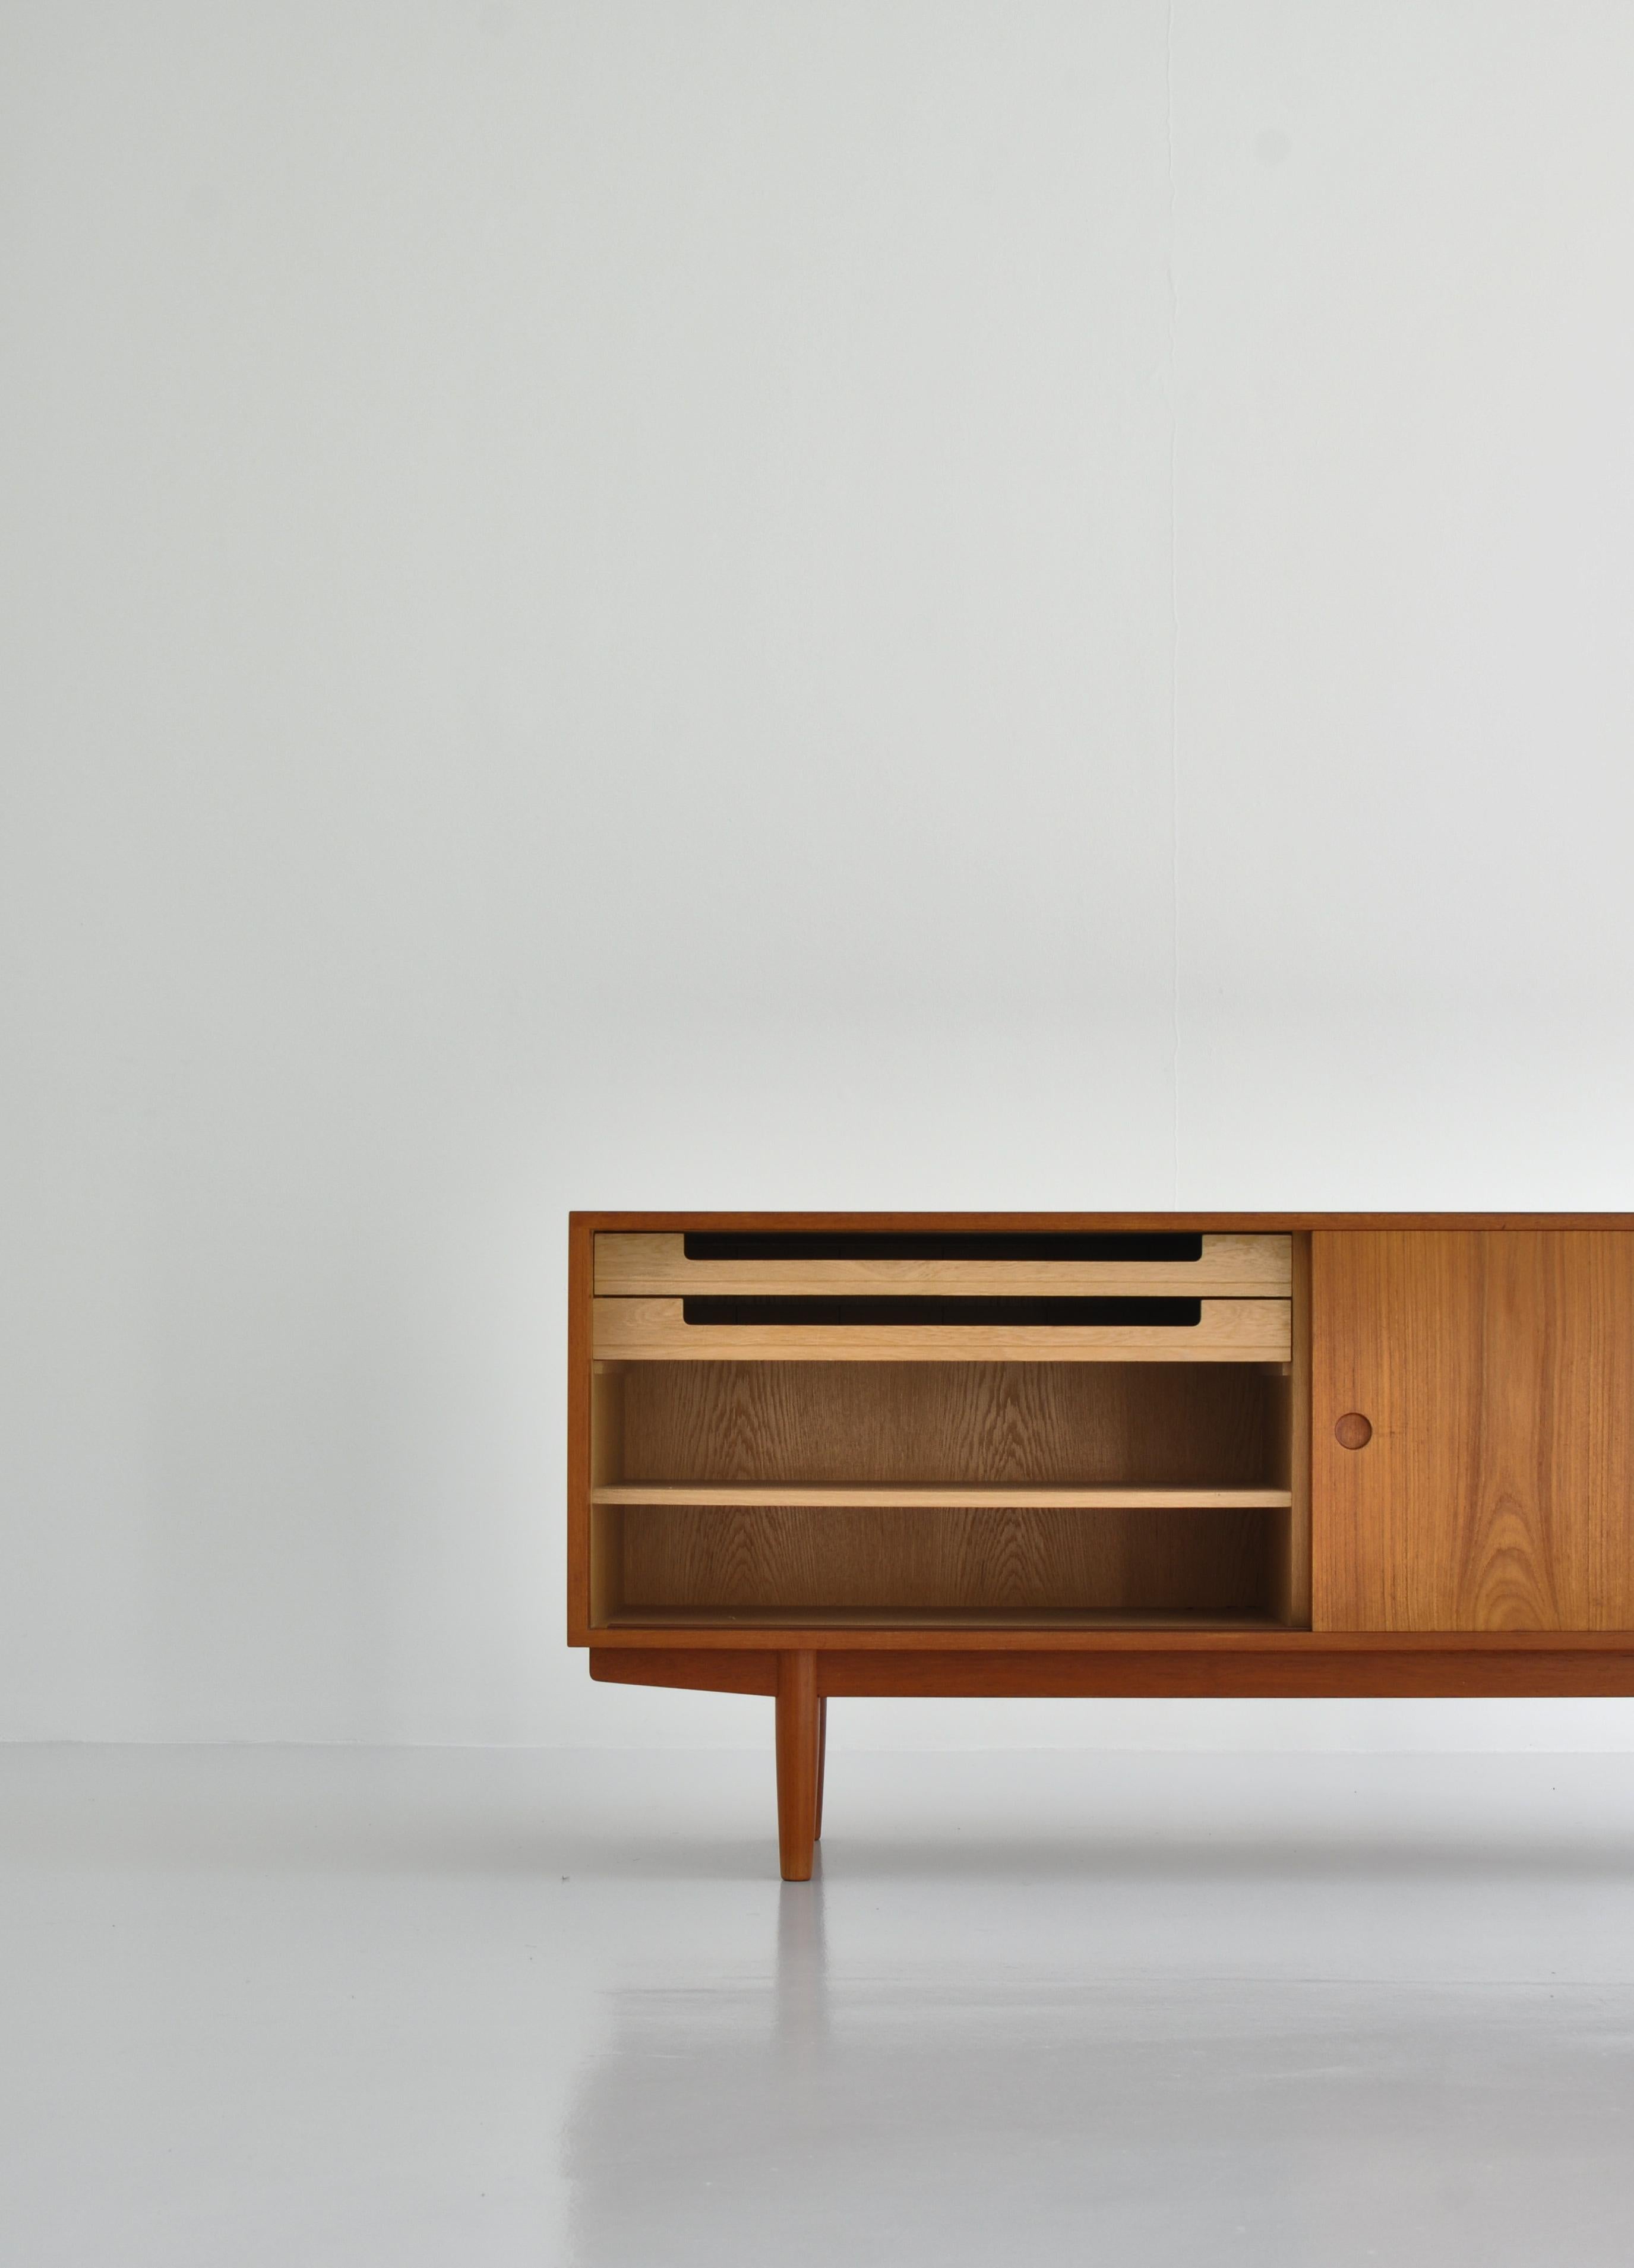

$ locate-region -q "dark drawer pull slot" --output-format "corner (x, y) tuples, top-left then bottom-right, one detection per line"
(681, 1296), (1205, 1328)
(682, 1232), (1205, 1263)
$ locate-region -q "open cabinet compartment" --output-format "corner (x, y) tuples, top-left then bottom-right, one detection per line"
(590, 1353), (1309, 1631)
(608, 1501), (1282, 1627)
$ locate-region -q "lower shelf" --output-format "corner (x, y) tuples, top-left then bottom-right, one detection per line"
(602, 1605), (1291, 1632)
(595, 1484), (1292, 1509)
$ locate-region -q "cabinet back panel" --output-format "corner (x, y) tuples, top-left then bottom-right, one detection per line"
(618, 1504), (1273, 1616)
(618, 1362), (1277, 1488)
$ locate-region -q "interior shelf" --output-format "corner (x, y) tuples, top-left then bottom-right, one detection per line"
(592, 1484), (1294, 1509)
(602, 1605), (1288, 1632)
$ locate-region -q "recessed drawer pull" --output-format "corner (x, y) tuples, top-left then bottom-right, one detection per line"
(681, 1297), (1205, 1328)
(683, 1233), (1205, 1262)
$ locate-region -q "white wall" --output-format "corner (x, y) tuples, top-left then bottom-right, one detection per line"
(4, 1), (1634, 1749)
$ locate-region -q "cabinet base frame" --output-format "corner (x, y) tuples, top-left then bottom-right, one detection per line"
(590, 1637), (1634, 1698)
(592, 1639), (1634, 1878)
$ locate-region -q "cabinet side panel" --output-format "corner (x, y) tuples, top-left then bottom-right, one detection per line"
(567, 1216), (595, 1644)
(1313, 1231), (1634, 1632)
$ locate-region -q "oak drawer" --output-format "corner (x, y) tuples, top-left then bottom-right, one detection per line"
(592, 1294), (1292, 1363)
(595, 1230), (1291, 1299)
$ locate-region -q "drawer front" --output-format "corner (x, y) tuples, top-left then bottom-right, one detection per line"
(592, 1294), (1292, 1363)
(595, 1231), (1291, 1299)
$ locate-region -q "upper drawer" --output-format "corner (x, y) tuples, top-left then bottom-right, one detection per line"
(595, 1230), (1291, 1299)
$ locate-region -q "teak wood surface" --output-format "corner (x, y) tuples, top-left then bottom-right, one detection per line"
(576, 1211), (1634, 1233)
(590, 1640), (1634, 1699)
(1312, 1228), (1634, 1632)
(775, 1651), (821, 1879)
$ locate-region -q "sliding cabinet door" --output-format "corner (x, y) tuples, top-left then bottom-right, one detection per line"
(1312, 1231), (1634, 1631)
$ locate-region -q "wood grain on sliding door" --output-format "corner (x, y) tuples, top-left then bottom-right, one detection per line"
(1312, 1231), (1634, 1631)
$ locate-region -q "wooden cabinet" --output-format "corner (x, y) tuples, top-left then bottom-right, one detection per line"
(568, 1214), (1634, 1877)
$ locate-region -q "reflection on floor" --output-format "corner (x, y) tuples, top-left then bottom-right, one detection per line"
(5, 1746), (1634, 2264)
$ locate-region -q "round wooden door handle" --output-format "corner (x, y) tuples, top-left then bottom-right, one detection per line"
(1334, 1412), (1373, 1450)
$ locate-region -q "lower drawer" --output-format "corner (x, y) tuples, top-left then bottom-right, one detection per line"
(592, 1296), (1292, 1363)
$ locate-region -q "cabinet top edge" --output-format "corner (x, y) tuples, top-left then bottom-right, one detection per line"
(569, 1211), (1634, 1233)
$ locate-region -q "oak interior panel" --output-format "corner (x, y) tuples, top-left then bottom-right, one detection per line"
(1312, 1229), (1634, 1632)
(617, 1504), (1277, 1618)
(615, 1361), (1282, 1488)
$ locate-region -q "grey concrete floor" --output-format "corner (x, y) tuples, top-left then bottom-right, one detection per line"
(4, 1743), (1634, 2264)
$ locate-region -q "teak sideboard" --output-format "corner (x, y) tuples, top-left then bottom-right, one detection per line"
(568, 1212), (1634, 1878)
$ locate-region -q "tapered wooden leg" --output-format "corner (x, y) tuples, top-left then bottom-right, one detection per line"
(776, 1651), (819, 1881)
(813, 1698), (827, 1841)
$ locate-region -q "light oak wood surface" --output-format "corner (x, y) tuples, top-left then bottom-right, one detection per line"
(593, 1296), (1291, 1363)
(595, 1230), (1292, 1297)
(1312, 1229), (1634, 1631)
